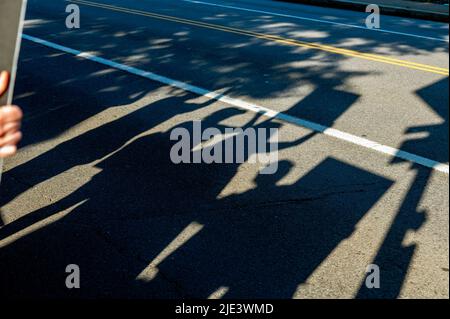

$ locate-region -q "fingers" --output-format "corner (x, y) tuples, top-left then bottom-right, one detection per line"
(0, 131), (22, 150)
(0, 71), (10, 97)
(0, 105), (23, 125)
(0, 105), (23, 158)
(0, 74), (22, 158)
(0, 132), (22, 158)
(0, 145), (18, 158)
(0, 121), (21, 137)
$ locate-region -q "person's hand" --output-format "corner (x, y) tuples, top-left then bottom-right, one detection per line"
(0, 71), (22, 158)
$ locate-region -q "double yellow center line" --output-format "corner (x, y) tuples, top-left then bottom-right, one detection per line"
(70, 0), (449, 76)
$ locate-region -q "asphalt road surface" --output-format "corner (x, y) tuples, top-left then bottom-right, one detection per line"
(0, 0), (448, 298)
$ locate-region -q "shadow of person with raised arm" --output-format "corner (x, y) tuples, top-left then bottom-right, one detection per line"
(0, 89), (217, 230)
(356, 77), (448, 298)
(149, 158), (393, 298)
(0, 101), (394, 298)
(0, 106), (254, 297)
(13, 41), (153, 148)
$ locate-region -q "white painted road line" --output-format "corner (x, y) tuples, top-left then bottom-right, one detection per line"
(182, 0), (449, 43)
(22, 34), (449, 174)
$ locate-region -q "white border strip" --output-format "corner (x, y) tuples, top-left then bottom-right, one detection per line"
(182, 0), (449, 43)
(22, 34), (449, 174)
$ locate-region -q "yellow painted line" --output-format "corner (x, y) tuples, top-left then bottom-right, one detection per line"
(70, 0), (449, 76)
(21, 33), (450, 174)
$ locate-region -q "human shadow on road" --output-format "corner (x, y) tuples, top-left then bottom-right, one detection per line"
(0, 89), (214, 213)
(0, 103), (394, 298)
(2, 0), (438, 296)
(356, 77), (449, 299)
(13, 41), (153, 148)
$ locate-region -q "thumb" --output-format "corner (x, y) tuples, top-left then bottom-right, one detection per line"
(0, 71), (10, 97)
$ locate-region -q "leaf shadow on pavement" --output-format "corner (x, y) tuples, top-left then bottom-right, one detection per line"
(0, 50), (396, 297)
(0, 0), (447, 298)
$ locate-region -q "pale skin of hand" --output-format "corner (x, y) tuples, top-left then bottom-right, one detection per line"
(0, 71), (23, 158)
